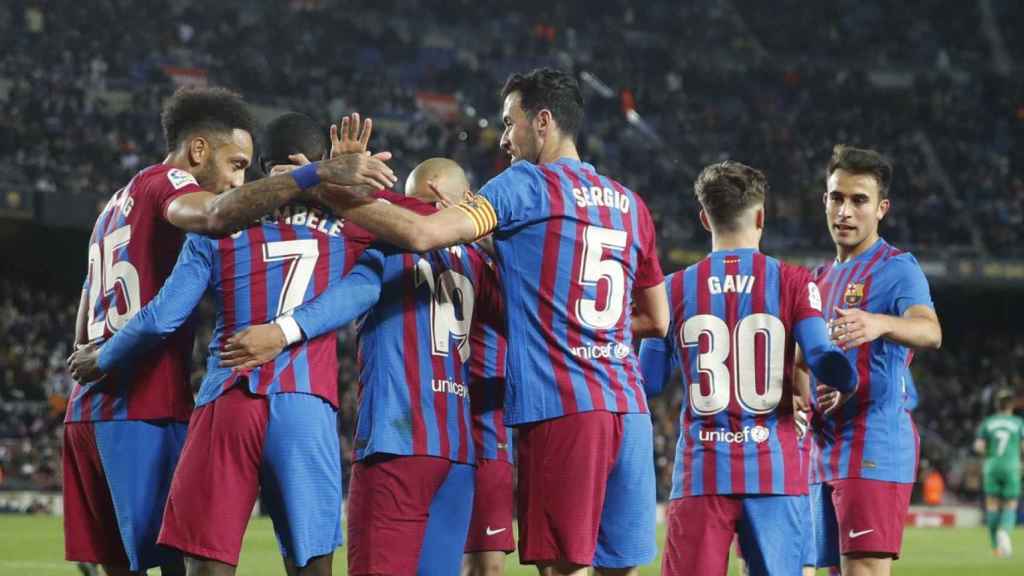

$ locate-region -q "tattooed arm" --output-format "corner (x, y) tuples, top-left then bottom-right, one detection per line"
(167, 152), (396, 236)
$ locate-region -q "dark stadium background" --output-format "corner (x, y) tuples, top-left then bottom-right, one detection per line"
(0, 0), (1022, 572)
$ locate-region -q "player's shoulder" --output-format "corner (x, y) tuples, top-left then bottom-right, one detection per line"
(777, 259), (813, 282)
(875, 241), (923, 275)
(136, 163), (197, 192)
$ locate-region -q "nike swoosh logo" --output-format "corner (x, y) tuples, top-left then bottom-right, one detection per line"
(849, 529), (874, 539)
(485, 526), (507, 536)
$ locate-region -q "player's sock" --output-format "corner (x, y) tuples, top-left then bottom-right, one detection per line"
(999, 508), (1017, 532)
(987, 510), (1001, 548)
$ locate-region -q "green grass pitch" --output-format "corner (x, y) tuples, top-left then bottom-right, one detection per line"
(0, 514), (1021, 575)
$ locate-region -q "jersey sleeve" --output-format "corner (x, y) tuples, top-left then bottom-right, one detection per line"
(784, 264), (825, 324)
(638, 337), (673, 397)
(473, 250), (505, 330)
(153, 167), (204, 222)
(97, 234), (213, 372)
(288, 248), (385, 340)
(633, 196), (664, 289)
(458, 163), (541, 238)
(887, 253), (934, 316)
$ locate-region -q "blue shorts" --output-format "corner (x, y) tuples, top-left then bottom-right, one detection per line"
(419, 462), (476, 575)
(810, 482), (840, 567)
(800, 493), (816, 567)
(665, 494), (803, 576)
(159, 387), (342, 567)
(517, 411), (657, 568)
(64, 420), (187, 571)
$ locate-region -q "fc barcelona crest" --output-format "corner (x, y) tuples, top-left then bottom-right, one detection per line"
(844, 282), (865, 306)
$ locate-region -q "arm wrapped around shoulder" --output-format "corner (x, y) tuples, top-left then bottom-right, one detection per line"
(794, 316), (858, 394)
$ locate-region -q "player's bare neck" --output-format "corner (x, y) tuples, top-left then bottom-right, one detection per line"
(538, 137), (579, 165)
(711, 232), (759, 253)
(163, 152), (192, 173)
(836, 232), (880, 263)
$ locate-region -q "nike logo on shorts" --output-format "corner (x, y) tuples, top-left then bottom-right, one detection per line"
(485, 526), (507, 536)
(849, 529), (874, 539)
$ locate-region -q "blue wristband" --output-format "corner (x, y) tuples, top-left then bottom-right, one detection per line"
(291, 163), (321, 190)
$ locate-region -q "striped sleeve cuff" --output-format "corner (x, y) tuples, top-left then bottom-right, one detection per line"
(274, 316), (304, 346)
(454, 196), (498, 239)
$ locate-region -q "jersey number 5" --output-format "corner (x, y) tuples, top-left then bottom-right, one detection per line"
(576, 225), (628, 330)
(681, 313), (786, 416)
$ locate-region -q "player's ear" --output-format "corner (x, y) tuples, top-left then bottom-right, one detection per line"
(877, 197), (891, 221)
(755, 206), (765, 231)
(535, 109), (552, 134)
(187, 137), (208, 167)
(698, 209), (712, 232)
(822, 191), (829, 208)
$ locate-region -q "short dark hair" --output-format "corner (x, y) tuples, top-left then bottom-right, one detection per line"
(996, 390), (1016, 411)
(161, 86), (255, 152)
(827, 145), (893, 198)
(501, 68), (584, 137)
(260, 112), (327, 174)
(694, 161), (768, 230)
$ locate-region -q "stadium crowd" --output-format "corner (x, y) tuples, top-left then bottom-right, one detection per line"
(2, 0), (1023, 257)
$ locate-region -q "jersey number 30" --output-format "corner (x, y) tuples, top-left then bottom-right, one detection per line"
(681, 313), (786, 415)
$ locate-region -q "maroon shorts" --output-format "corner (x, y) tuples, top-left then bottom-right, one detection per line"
(63, 422), (129, 567)
(157, 386), (270, 565)
(347, 454), (462, 575)
(464, 458), (515, 553)
(516, 411), (656, 568)
(828, 478), (913, 558)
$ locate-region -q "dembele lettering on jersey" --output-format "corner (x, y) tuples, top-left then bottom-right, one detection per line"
(233, 203), (346, 238)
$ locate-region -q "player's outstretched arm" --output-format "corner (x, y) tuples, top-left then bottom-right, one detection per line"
(794, 316), (858, 394)
(318, 184), (481, 252)
(831, 304), (941, 351)
(638, 337), (673, 397)
(166, 152), (397, 236)
(632, 282), (670, 339)
(219, 251), (385, 370)
(67, 236), (212, 382)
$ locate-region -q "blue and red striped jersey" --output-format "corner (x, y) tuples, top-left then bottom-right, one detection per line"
(457, 158), (664, 425)
(810, 239), (932, 484)
(468, 248), (511, 462)
(342, 242), (502, 465)
(664, 250), (832, 497)
(97, 200), (367, 409)
(66, 164), (201, 423)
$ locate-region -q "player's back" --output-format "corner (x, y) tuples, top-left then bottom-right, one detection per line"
(195, 201), (361, 407)
(66, 164), (204, 423)
(979, 414), (1024, 467)
(479, 158), (662, 426)
(810, 239), (926, 483)
(354, 240), (500, 466)
(666, 249), (821, 497)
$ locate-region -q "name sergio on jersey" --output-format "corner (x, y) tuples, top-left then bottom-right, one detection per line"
(699, 425), (771, 444)
(570, 342), (632, 361)
(572, 186), (630, 213)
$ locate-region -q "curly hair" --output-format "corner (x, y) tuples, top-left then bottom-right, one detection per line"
(161, 86), (255, 152)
